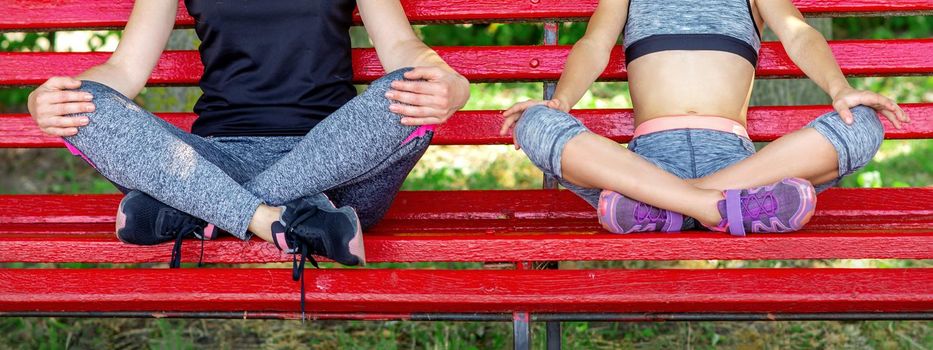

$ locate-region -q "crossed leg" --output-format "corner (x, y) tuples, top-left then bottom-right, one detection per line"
(65, 68), (430, 241)
(513, 105), (884, 229)
(515, 105), (725, 226)
(689, 106), (885, 193)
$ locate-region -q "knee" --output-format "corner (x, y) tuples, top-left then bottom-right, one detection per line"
(513, 105), (586, 175)
(75, 80), (143, 122)
(813, 105), (886, 173)
(513, 105), (557, 151)
(362, 67), (414, 99)
(849, 105), (885, 162)
(851, 105), (885, 139)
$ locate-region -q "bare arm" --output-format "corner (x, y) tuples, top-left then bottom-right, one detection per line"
(501, 0), (628, 138)
(358, 0), (470, 125)
(28, 0), (177, 136)
(78, 0), (178, 98)
(552, 0), (629, 109)
(757, 0), (908, 128)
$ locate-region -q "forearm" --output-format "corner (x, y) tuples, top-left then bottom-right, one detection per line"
(553, 39), (612, 107)
(379, 39), (457, 75)
(784, 27), (852, 98)
(76, 62), (144, 98)
(73, 0), (175, 99)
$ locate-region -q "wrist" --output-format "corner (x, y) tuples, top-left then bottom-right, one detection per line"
(454, 74), (470, 107)
(551, 95), (571, 109)
(828, 81), (853, 100)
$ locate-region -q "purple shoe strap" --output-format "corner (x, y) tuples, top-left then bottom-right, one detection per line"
(663, 211), (683, 232)
(724, 190), (746, 237)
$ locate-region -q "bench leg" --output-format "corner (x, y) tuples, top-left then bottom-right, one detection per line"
(546, 321), (561, 350)
(513, 312), (531, 350)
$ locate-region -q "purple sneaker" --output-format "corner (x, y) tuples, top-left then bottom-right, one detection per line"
(706, 177), (817, 236)
(597, 190), (684, 233)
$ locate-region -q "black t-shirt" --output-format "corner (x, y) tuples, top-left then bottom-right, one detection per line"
(186, 0), (358, 137)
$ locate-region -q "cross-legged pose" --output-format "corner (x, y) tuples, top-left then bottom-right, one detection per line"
(28, 1), (469, 270)
(501, 0), (908, 236)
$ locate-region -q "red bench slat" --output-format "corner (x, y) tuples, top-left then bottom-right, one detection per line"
(2, 268), (931, 315)
(2, 104), (930, 148)
(2, 231), (932, 264)
(1, 189), (930, 263)
(1, 40), (931, 86)
(2, 0), (931, 31)
(3, 189), (929, 225)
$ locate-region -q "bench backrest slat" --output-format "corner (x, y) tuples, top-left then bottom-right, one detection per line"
(1, 39), (930, 87)
(2, 0), (932, 32)
(1, 103), (930, 148)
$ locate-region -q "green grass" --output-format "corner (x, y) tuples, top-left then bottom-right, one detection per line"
(2, 317), (931, 349)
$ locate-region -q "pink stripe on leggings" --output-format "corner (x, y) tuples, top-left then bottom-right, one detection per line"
(62, 139), (98, 169)
(401, 125), (436, 146)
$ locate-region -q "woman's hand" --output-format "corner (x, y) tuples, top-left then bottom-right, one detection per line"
(832, 87), (909, 129)
(499, 98), (569, 150)
(27, 77), (94, 137)
(386, 67), (470, 126)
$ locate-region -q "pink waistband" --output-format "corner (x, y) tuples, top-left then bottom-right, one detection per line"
(633, 116), (749, 139)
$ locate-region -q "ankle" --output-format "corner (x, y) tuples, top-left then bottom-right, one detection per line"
(695, 189), (725, 227)
(248, 204), (284, 242)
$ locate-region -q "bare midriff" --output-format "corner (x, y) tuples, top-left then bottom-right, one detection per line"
(627, 50), (757, 128)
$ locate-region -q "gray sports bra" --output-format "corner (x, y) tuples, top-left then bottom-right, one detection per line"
(623, 0), (762, 66)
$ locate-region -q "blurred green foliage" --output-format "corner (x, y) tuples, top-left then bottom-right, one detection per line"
(835, 16), (930, 39)
(419, 22), (589, 46)
(416, 15), (930, 46)
(0, 33), (48, 111)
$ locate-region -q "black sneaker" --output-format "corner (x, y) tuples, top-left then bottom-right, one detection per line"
(270, 193), (364, 319)
(116, 191), (218, 268)
(271, 194), (365, 266)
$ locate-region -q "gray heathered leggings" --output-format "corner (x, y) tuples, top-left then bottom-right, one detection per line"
(514, 104), (885, 208)
(62, 68), (432, 239)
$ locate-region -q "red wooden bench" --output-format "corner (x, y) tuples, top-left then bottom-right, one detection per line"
(1, 1), (932, 349)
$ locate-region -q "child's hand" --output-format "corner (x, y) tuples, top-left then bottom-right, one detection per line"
(832, 87), (908, 129)
(500, 99), (568, 149)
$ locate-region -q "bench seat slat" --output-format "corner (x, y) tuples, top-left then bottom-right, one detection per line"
(1, 40), (931, 86)
(1, 189), (929, 263)
(2, 0), (932, 31)
(2, 268), (931, 315)
(3, 189), (929, 224)
(2, 104), (931, 148)
(1, 231), (932, 264)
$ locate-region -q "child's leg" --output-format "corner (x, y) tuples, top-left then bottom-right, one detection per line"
(514, 105), (723, 225)
(65, 81), (264, 237)
(690, 106), (884, 192)
(243, 68), (432, 206)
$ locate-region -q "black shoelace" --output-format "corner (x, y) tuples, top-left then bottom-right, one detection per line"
(282, 209), (327, 321)
(166, 215), (208, 268)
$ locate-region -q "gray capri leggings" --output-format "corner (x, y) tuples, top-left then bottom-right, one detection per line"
(514, 104), (885, 210)
(62, 68), (432, 239)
